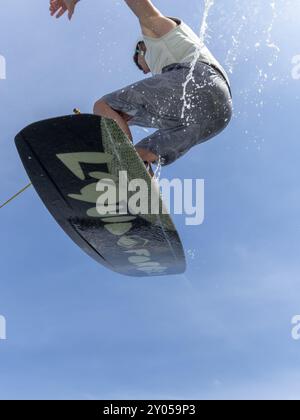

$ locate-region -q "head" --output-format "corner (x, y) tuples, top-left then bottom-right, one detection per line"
(133, 41), (151, 74)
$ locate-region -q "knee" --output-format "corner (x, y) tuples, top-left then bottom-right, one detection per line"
(93, 98), (107, 115)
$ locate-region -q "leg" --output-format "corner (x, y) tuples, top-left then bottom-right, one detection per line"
(93, 99), (133, 142)
(135, 124), (209, 167)
(94, 97), (158, 174)
(96, 69), (197, 167)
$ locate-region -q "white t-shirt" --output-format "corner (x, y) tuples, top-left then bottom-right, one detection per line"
(143, 17), (230, 87)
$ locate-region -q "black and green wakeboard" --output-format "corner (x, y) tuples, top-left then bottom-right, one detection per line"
(15, 114), (186, 277)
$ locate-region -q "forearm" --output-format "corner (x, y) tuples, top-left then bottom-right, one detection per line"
(124, 0), (161, 20)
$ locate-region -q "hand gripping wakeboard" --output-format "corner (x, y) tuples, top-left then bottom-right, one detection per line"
(15, 114), (186, 277)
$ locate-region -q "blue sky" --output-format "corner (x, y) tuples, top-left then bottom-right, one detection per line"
(1, 0), (300, 400)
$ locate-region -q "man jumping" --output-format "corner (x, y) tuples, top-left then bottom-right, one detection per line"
(49, 0), (233, 168)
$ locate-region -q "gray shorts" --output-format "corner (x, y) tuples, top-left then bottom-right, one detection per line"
(102, 60), (233, 166)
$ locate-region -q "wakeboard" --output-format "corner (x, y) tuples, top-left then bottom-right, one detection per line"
(15, 114), (186, 277)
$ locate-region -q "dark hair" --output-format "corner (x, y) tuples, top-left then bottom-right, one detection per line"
(133, 41), (145, 71)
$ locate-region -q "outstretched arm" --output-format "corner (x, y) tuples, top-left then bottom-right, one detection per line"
(50, 0), (162, 21)
(124, 0), (177, 37)
(124, 0), (162, 20)
(50, 0), (176, 37)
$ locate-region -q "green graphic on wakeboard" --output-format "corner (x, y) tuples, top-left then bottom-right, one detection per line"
(15, 114), (186, 277)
